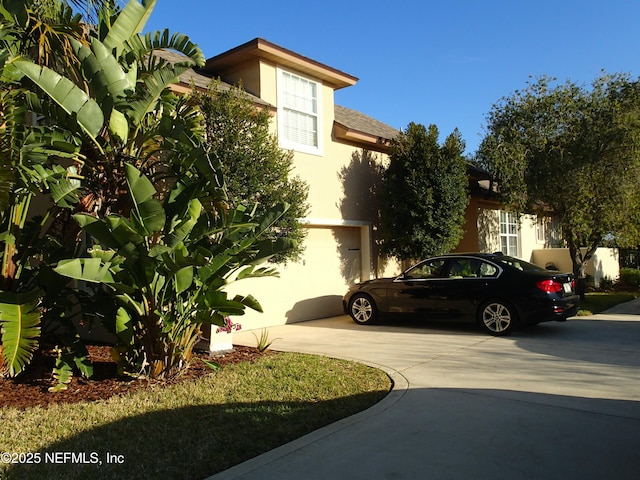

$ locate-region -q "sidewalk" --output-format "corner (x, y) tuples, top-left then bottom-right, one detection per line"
(600, 296), (640, 314)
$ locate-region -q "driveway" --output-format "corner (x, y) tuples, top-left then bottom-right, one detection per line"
(209, 311), (640, 480)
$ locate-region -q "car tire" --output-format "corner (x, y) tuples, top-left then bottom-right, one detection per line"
(349, 294), (378, 325)
(479, 299), (517, 336)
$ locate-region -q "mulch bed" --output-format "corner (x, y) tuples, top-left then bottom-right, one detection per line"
(0, 345), (269, 410)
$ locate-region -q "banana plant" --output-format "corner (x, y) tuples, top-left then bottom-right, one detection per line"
(0, 2), (93, 375)
(55, 164), (294, 379)
(1, 0), (210, 379)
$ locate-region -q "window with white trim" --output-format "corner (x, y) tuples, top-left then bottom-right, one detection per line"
(499, 211), (519, 256)
(277, 68), (323, 155)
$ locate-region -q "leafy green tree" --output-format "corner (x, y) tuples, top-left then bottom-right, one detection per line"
(192, 82), (309, 263)
(379, 123), (469, 261)
(477, 73), (640, 296)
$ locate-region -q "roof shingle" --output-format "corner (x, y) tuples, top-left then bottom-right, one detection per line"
(334, 105), (399, 142)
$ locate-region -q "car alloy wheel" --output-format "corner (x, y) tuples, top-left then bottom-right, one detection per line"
(480, 300), (515, 335)
(349, 294), (377, 324)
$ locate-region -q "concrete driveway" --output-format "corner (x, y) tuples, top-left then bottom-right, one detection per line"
(209, 309), (640, 480)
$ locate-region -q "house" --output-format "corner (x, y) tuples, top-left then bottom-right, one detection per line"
(170, 38), (617, 329)
(168, 38), (400, 327)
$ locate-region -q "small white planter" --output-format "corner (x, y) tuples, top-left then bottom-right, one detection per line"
(209, 331), (234, 354)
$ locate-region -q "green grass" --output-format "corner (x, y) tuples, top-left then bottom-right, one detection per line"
(0, 353), (391, 480)
(577, 291), (640, 315)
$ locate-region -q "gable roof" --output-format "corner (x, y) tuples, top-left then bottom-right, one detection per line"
(155, 48), (269, 107)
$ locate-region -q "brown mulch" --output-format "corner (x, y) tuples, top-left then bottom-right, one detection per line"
(0, 345), (270, 410)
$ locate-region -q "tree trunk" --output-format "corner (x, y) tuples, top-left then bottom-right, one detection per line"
(568, 237), (600, 300)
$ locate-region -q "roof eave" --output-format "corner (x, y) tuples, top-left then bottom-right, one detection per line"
(205, 38), (358, 90)
(333, 123), (392, 151)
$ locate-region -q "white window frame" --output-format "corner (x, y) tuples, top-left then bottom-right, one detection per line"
(276, 67), (323, 156)
(499, 211), (519, 257)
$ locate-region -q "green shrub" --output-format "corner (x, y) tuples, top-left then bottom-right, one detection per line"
(598, 275), (615, 290)
(619, 268), (640, 288)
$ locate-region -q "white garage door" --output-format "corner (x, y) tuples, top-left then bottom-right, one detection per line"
(278, 226), (361, 322)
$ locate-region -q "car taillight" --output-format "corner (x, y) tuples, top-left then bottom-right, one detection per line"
(536, 279), (563, 293)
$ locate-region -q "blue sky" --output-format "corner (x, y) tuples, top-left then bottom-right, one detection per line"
(142, 0), (640, 155)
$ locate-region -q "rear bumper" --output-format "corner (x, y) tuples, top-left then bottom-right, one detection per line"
(519, 294), (581, 324)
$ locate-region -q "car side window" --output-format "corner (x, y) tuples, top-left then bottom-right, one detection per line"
(404, 259), (447, 280)
(448, 259), (478, 278)
(478, 261), (499, 277)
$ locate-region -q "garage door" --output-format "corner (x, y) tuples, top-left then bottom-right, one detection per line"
(278, 226), (361, 322)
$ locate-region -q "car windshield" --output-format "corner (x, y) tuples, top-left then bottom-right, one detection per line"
(493, 255), (545, 272)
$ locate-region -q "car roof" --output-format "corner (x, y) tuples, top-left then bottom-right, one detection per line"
(432, 253), (503, 260)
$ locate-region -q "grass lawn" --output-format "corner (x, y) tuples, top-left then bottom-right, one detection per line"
(578, 290), (640, 315)
(0, 352), (391, 480)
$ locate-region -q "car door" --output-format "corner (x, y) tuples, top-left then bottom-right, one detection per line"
(386, 258), (450, 315)
(438, 258), (500, 320)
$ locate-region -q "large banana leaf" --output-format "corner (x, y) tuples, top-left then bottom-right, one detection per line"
(143, 29), (205, 67)
(127, 64), (191, 126)
(164, 198), (201, 249)
(73, 213), (122, 250)
(102, 0), (157, 56)
(11, 59), (104, 144)
(125, 162), (156, 204)
(21, 163), (82, 208)
(0, 289), (41, 377)
(54, 257), (116, 283)
(125, 163), (165, 234)
(71, 37), (132, 103)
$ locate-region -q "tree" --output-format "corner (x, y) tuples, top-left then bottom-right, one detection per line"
(192, 82), (309, 263)
(477, 73), (640, 296)
(379, 123), (469, 261)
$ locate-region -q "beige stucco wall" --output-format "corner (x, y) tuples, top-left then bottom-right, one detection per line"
(519, 214), (543, 261)
(530, 248), (619, 286)
(254, 61), (355, 220)
(474, 208), (549, 259)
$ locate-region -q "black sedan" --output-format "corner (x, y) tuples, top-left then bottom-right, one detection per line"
(343, 253), (580, 335)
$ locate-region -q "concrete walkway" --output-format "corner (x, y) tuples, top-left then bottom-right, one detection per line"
(207, 305), (640, 480)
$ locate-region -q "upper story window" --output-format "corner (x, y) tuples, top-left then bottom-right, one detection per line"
(277, 68), (323, 155)
(499, 211), (519, 257)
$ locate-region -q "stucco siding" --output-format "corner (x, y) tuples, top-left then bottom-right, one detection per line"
(225, 225), (362, 327)
(531, 248), (620, 286)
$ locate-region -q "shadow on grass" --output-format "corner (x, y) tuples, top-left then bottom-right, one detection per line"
(5, 391), (388, 480)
